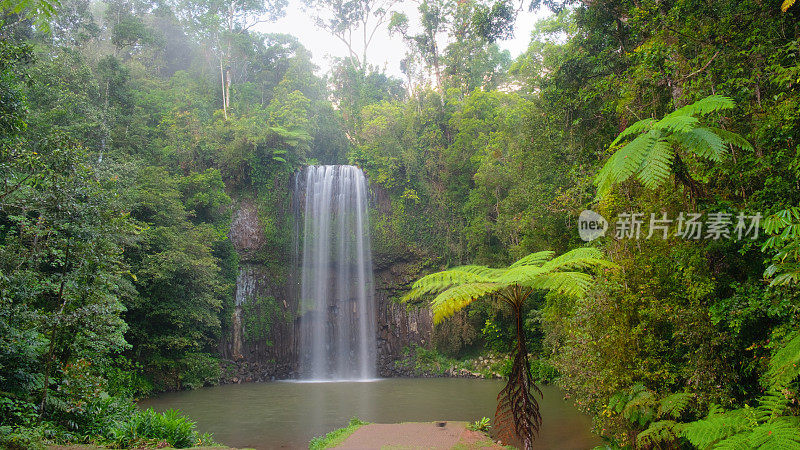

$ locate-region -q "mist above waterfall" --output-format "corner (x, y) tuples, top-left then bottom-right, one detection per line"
(297, 165), (377, 380)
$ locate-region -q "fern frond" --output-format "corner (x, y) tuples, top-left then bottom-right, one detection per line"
(525, 271), (594, 297)
(509, 250), (555, 268)
(594, 131), (657, 196)
(430, 283), (499, 324)
(766, 333), (800, 390)
(683, 127), (728, 161)
(497, 265), (547, 285)
(623, 387), (656, 422)
(655, 113), (699, 133)
(671, 95), (735, 116)
(540, 247), (614, 272)
(637, 420), (683, 448)
(658, 392), (692, 420)
(716, 419), (800, 449)
(713, 428), (754, 450)
(681, 409), (753, 449)
(757, 388), (790, 419)
(610, 131), (658, 182)
(609, 118), (656, 147)
(708, 127), (754, 151)
(593, 95), (744, 197)
(403, 268), (496, 301)
(636, 140), (675, 188)
(749, 418), (800, 449)
(452, 265), (508, 278)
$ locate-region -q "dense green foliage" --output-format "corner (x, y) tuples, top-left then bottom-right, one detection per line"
(0, 0), (336, 445)
(2, 0), (800, 447)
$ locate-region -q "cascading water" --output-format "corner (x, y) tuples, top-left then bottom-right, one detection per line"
(297, 165), (377, 380)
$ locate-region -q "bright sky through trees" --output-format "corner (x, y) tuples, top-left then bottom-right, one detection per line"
(261, 1), (547, 76)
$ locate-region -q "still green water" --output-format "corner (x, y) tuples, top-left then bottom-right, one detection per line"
(139, 378), (600, 449)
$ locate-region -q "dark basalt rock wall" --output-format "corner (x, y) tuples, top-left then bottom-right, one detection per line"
(221, 199), (297, 381)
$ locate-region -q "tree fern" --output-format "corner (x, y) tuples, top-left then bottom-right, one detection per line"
(681, 333), (800, 449)
(404, 248), (615, 449)
(766, 332), (800, 389)
(658, 392), (693, 420)
(637, 420), (684, 448)
(594, 95), (752, 197)
(682, 408), (754, 448)
(762, 207), (800, 286)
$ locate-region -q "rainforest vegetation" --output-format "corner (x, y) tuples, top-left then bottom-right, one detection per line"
(1, 0), (800, 447)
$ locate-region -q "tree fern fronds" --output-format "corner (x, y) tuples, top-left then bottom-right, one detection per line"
(622, 387), (657, 423)
(716, 419), (800, 449)
(524, 271), (594, 297)
(637, 420), (683, 448)
(509, 250), (555, 268)
(671, 95), (735, 116)
(609, 118), (656, 147)
(430, 283), (498, 324)
(497, 265), (547, 285)
(713, 428), (754, 450)
(708, 127), (754, 151)
(403, 269), (495, 301)
(683, 127), (728, 161)
(757, 388), (790, 419)
(612, 131), (658, 181)
(765, 333), (800, 389)
(540, 247), (614, 272)
(636, 140), (675, 189)
(658, 392), (692, 420)
(452, 265), (508, 277)
(594, 131), (656, 196)
(655, 113), (700, 133)
(681, 409), (753, 449)
(593, 95), (751, 198)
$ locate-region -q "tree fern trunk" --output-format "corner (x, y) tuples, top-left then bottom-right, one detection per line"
(494, 292), (542, 449)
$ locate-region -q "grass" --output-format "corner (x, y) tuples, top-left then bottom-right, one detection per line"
(308, 417), (369, 450)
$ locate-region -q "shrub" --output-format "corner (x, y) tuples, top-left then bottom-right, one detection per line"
(108, 408), (213, 448)
(0, 425), (48, 450)
(467, 417), (491, 432)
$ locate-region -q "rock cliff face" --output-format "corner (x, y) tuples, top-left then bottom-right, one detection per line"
(221, 199), (297, 381)
(220, 180), (434, 381)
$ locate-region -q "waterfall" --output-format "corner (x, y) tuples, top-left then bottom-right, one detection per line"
(297, 165), (377, 380)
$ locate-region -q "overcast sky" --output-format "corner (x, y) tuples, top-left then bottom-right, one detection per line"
(257, 2), (551, 78)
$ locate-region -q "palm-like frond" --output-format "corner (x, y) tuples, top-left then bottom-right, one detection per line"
(429, 283), (500, 324)
(682, 409), (753, 448)
(594, 95), (751, 197)
(637, 420), (683, 448)
(404, 248), (615, 323)
(671, 94), (735, 116)
(637, 140), (675, 189)
(657, 392), (692, 420)
(509, 250), (555, 268)
(765, 333), (800, 390)
(403, 268), (495, 302)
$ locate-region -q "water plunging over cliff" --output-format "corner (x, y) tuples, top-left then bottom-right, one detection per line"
(297, 165), (377, 380)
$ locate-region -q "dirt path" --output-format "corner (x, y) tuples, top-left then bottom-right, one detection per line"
(334, 421), (504, 449)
